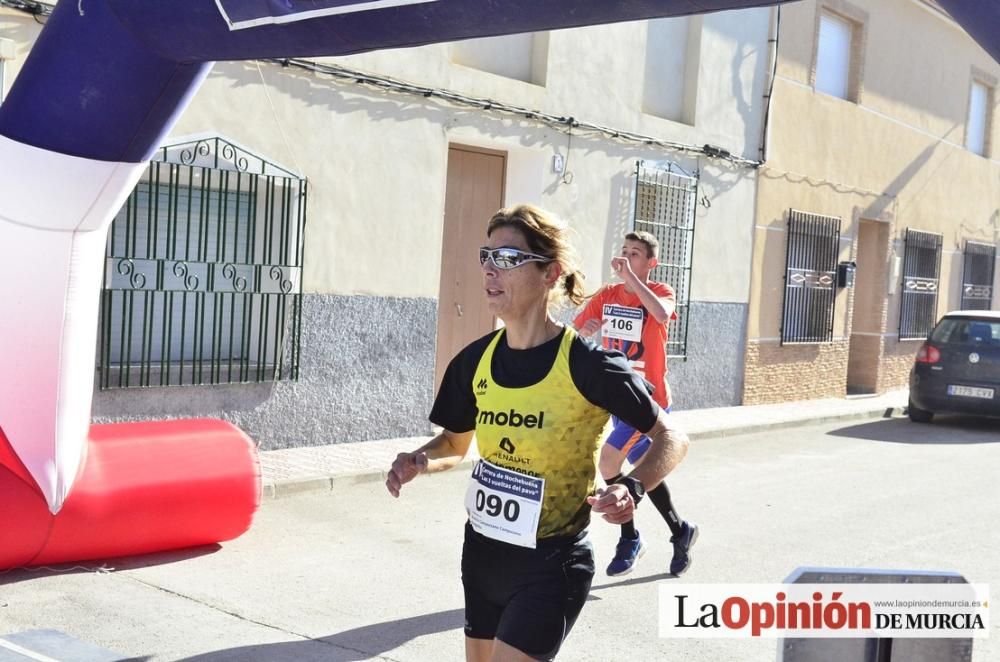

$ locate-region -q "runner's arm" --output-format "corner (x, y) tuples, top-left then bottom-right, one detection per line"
(588, 409), (687, 523)
(619, 268), (675, 324)
(574, 342), (687, 522)
(416, 428), (476, 474)
(627, 409), (687, 489)
(572, 289), (604, 338)
(385, 429), (475, 498)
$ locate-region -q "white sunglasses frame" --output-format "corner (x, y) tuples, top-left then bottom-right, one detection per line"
(479, 246), (553, 269)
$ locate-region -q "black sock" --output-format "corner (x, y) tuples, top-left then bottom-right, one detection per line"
(648, 482), (683, 537)
(603, 474), (637, 539)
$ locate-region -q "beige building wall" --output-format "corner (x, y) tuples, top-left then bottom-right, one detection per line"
(746, 0), (1000, 404)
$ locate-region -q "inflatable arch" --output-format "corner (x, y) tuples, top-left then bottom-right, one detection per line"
(0, 0), (993, 567)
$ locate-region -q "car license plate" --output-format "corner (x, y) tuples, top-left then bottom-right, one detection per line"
(947, 385), (995, 399)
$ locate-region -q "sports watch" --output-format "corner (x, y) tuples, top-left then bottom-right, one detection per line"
(619, 475), (645, 505)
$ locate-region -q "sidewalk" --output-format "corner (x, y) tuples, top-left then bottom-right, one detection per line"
(259, 389), (909, 498)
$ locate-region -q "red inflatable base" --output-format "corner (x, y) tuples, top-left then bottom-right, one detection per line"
(0, 419), (261, 570)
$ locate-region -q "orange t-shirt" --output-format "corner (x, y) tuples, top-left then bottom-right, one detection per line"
(573, 282), (677, 408)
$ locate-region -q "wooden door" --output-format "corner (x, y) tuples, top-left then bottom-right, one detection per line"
(435, 145), (506, 389)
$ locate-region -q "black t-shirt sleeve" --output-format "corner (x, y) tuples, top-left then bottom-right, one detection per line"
(570, 338), (659, 432)
(428, 331), (498, 433)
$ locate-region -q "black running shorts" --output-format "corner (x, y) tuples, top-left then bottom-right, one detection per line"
(461, 523), (595, 661)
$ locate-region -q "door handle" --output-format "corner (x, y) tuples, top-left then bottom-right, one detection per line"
(455, 303), (463, 317)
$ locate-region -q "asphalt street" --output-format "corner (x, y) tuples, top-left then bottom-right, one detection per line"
(1, 414), (998, 661)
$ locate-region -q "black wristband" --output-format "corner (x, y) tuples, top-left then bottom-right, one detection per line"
(619, 475), (645, 505)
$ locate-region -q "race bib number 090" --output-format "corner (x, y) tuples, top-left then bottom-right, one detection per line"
(602, 304), (643, 342)
(465, 459), (544, 548)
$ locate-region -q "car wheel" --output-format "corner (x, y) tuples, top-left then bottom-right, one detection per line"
(907, 399), (934, 423)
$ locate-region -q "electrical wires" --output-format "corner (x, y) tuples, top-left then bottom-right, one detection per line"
(272, 58), (762, 169)
(0, 0), (52, 22)
(0, 0), (761, 169)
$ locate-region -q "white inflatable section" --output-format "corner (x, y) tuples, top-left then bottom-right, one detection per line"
(0, 135), (146, 513)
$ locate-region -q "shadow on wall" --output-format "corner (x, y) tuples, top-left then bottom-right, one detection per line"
(698, 162), (754, 209)
(719, 9), (771, 161)
(176, 609), (464, 662)
(858, 138), (949, 227)
(604, 169), (634, 269)
(885, 135), (957, 222)
(216, 61), (566, 153)
(214, 60), (758, 205)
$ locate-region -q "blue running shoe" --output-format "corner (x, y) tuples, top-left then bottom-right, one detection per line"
(670, 522), (699, 576)
(606, 533), (645, 576)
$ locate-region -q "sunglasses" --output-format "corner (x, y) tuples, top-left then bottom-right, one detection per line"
(479, 246), (553, 269)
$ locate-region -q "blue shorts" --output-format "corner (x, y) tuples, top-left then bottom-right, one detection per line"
(606, 407), (671, 466)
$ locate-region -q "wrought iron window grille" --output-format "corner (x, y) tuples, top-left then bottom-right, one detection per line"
(961, 240), (996, 311)
(98, 136), (307, 389)
(780, 210), (841, 345)
(631, 160), (699, 359)
(898, 228), (943, 341)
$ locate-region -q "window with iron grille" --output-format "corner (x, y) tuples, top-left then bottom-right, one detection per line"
(780, 210), (840, 344)
(961, 240), (996, 310)
(631, 160), (698, 359)
(898, 228), (942, 340)
(98, 137), (307, 388)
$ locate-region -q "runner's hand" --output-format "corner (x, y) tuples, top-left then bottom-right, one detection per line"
(586, 484), (635, 524)
(386, 451), (428, 498)
(610, 256), (634, 279)
(578, 318), (601, 338)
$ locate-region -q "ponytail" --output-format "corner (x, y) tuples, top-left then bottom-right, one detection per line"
(562, 269), (586, 307)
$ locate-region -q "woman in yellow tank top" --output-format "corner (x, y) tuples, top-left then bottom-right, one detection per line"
(385, 204), (689, 661)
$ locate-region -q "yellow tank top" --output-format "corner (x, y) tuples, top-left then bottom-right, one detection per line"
(472, 327), (610, 539)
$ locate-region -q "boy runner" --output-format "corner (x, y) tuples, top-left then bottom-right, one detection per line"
(574, 231), (698, 576)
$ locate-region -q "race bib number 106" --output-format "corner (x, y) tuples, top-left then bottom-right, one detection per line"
(465, 459), (544, 548)
(602, 304), (643, 342)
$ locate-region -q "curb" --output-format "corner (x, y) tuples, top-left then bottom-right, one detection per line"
(263, 460), (482, 499)
(261, 405), (906, 499)
(683, 405), (906, 441)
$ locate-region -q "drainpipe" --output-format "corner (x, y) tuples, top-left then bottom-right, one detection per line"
(758, 5), (781, 163)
